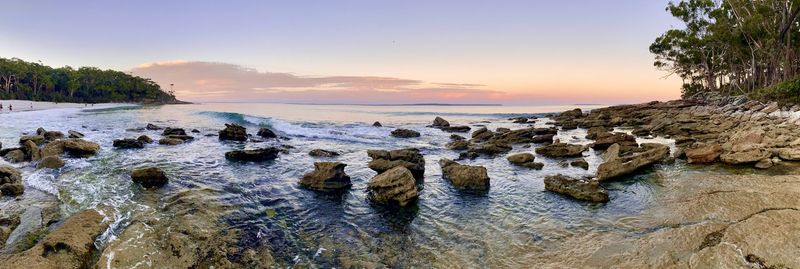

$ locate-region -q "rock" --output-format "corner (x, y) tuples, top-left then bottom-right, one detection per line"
(67, 130), (84, 138)
(219, 124), (248, 141)
(22, 140), (41, 161)
(130, 167), (169, 188)
(366, 166), (418, 206)
(446, 140), (470, 150)
(36, 127), (46, 135)
(558, 108), (583, 119)
(0, 184), (24, 196)
(561, 121), (578, 130)
(570, 158), (589, 170)
(507, 153), (535, 164)
(441, 126), (471, 133)
(466, 142), (512, 157)
(431, 116), (450, 127)
(511, 117), (528, 124)
(372, 121), (382, 127)
(585, 126), (611, 139)
(37, 156), (65, 169)
(3, 150), (24, 163)
(592, 132), (637, 150)
(113, 138), (145, 149)
(40, 140), (65, 157)
(754, 158), (773, 169)
(162, 127), (186, 136)
(544, 175), (608, 202)
(367, 148), (425, 179)
(496, 127), (511, 133)
(470, 127), (495, 141)
(146, 123), (162, 130)
(256, 127), (277, 138)
(720, 149), (771, 165)
(531, 134), (555, 144)
(62, 139), (100, 157)
(450, 134), (465, 141)
(137, 135), (154, 144)
(19, 135), (45, 145)
(0, 165), (22, 185)
(729, 130), (763, 152)
(597, 143), (670, 181)
(601, 143), (620, 162)
(684, 144), (723, 164)
(777, 148), (800, 161)
(535, 143), (585, 158)
(308, 149), (340, 157)
(299, 162), (352, 191)
(225, 147), (281, 162)
(158, 138), (184, 145)
(391, 128), (420, 138)
(42, 131), (64, 142)
(439, 159), (490, 191)
(165, 134), (194, 141)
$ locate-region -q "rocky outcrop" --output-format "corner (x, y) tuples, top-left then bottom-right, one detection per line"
(596, 143), (669, 181)
(535, 143), (585, 158)
(430, 116), (450, 127)
(684, 143), (723, 164)
(471, 127), (494, 141)
(366, 166), (418, 206)
(391, 128), (420, 138)
(219, 124), (248, 141)
(0, 165), (23, 197)
(544, 175), (608, 202)
(591, 132), (637, 150)
(367, 148), (425, 179)
(506, 153), (544, 169)
(720, 149), (771, 165)
(137, 135), (153, 144)
(257, 127), (277, 138)
(146, 123), (162, 130)
(309, 149), (340, 157)
(37, 156), (65, 169)
(299, 162), (352, 192)
(113, 138), (144, 149)
(225, 147), (281, 162)
(570, 158), (589, 170)
(62, 138), (100, 157)
(19, 135), (44, 145)
(158, 138), (185, 145)
(67, 130), (84, 138)
(42, 131), (64, 141)
(446, 140), (470, 150)
(464, 142), (512, 159)
(22, 140), (41, 161)
(131, 167), (169, 188)
(162, 127), (186, 136)
(441, 125), (472, 133)
(3, 150), (24, 163)
(372, 121), (382, 127)
(439, 159), (490, 191)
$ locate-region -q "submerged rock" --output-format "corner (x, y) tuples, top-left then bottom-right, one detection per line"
(366, 166), (418, 206)
(439, 159), (490, 191)
(62, 138), (100, 157)
(219, 123), (248, 141)
(308, 149), (340, 157)
(131, 167), (169, 188)
(225, 147), (281, 162)
(137, 135), (154, 144)
(535, 143), (585, 158)
(431, 116), (450, 127)
(162, 127), (186, 136)
(299, 162), (352, 192)
(113, 138), (145, 149)
(146, 123), (163, 130)
(506, 153), (544, 169)
(372, 121), (382, 127)
(570, 158), (589, 170)
(367, 148), (425, 179)
(544, 175), (608, 202)
(158, 138), (184, 145)
(67, 130), (84, 138)
(684, 143), (722, 164)
(391, 128), (420, 138)
(37, 156), (65, 169)
(257, 127), (277, 138)
(596, 143), (669, 181)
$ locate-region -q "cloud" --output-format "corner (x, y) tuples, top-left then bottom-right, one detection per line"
(129, 61), (521, 104)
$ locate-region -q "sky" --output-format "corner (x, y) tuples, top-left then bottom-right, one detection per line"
(0, 0), (682, 105)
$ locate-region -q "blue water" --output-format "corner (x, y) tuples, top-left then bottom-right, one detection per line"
(0, 103), (680, 267)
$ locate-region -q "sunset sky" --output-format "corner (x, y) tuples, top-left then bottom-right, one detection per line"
(0, 1), (682, 105)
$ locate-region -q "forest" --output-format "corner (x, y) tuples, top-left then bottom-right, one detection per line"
(0, 57), (180, 104)
(651, 0), (800, 103)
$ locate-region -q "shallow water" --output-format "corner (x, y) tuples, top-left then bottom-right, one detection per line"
(0, 103), (773, 267)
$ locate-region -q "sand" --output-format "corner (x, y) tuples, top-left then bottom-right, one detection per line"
(0, 100), (131, 113)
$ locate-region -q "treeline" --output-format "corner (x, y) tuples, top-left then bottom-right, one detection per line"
(0, 57), (180, 104)
(650, 0), (800, 101)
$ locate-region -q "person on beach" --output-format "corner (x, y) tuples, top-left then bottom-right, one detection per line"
(9, 105), (12, 111)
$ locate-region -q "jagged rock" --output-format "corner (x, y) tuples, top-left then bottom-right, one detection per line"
(535, 143), (585, 157)
(308, 149), (340, 157)
(131, 167), (169, 188)
(219, 124), (248, 141)
(41, 141), (65, 157)
(137, 135), (153, 144)
(162, 127), (186, 136)
(22, 140), (41, 161)
(37, 156), (65, 169)
(391, 128), (420, 138)
(257, 127), (277, 138)
(42, 131), (64, 141)
(597, 143), (670, 181)
(146, 123), (162, 130)
(471, 127), (494, 141)
(439, 159), (490, 191)
(684, 144), (723, 164)
(570, 158), (589, 170)
(466, 142), (512, 158)
(1, 149), (22, 163)
(446, 140), (470, 150)
(225, 147), (281, 162)
(431, 116), (450, 127)
(299, 162), (352, 191)
(544, 175), (608, 202)
(506, 153), (544, 169)
(158, 138), (184, 145)
(754, 158), (773, 169)
(367, 148), (425, 179)
(720, 149), (771, 165)
(450, 134), (465, 141)
(67, 130), (84, 138)
(592, 132), (637, 150)
(19, 135), (45, 145)
(366, 166), (418, 206)
(496, 128), (511, 133)
(63, 139), (100, 157)
(113, 138), (145, 149)
(561, 121), (578, 130)
(531, 134), (555, 144)
(372, 121), (382, 127)
(586, 126), (612, 139)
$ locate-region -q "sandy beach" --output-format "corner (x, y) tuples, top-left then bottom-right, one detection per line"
(0, 100), (132, 114)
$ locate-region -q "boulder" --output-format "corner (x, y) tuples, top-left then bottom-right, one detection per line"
(308, 149), (340, 157)
(37, 156), (65, 169)
(165, 134), (194, 141)
(754, 158), (773, 169)
(531, 134), (555, 144)
(450, 134), (465, 141)
(19, 135), (45, 145)
(720, 149), (771, 165)
(506, 153), (535, 164)
(558, 108), (583, 119)
(41, 140), (65, 157)
(684, 144), (723, 164)
(596, 143), (670, 181)
(146, 123), (162, 130)
(158, 138), (184, 145)
(535, 143), (585, 158)
(471, 127), (494, 141)
(592, 132), (637, 150)
(191, 129), (200, 133)
(219, 124), (248, 141)
(570, 158), (589, 170)
(113, 138), (144, 149)
(441, 126), (471, 133)
(439, 159), (490, 191)
(511, 117), (528, 124)
(257, 127), (277, 138)
(466, 142), (512, 158)
(601, 143), (620, 162)
(777, 148), (800, 161)
(36, 127), (46, 135)
(372, 121), (382, 127)
(367, 148), (425, 179)
(63, 139), (100, 157)
(137, 135), (154, 144)
(225, 147), (281, 162)
(299, 162), (352, 192)
(0, 165), (23, 197)
(0, 184), (24, 196)
(42, 131), (64, 141)
(366, 166), (418, 206)
(3, 150), (24, 163)
(431, 116), (450, 127)
(391, 128), (420, 138)
(446, 140), (470, 150)
(130, 167), (169, 188)
(162, 127), (186, 136)
(560, 121), (578, 130)
(544, 175), (608, 202)
(586, 126), (611, 139)
(22, 140), (41, 161)
(67, 130), (84, 138)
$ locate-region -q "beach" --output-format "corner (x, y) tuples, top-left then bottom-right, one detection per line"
(0, 100), (131, 114)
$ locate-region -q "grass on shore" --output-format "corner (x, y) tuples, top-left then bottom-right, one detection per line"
(748, 77), (800, 105)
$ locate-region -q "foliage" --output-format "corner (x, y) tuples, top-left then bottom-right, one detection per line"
(748, 76), (800, 104)
(0, 57), (178, 103)
(651, 0), (800, 100)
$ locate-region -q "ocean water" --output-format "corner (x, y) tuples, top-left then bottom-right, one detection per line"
(0, 103), (690, 266)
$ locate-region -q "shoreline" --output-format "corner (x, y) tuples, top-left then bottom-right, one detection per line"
(0, 100), (137, 114)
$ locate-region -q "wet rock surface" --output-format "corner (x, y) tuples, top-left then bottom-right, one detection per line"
(439, 159), (490, 191)
(367, 148), (425, 179)
(299, 162), (352, 192)
(544, 174), (608, 202)
(366, 166), (419, 207)
(219, 123), (248, 141)
(225, 147), (282, 162)
(131, 167), (169, 188)
(308, 149), (340, 157)
(391, 128), (420, 138)
(535, 143), (585, 158)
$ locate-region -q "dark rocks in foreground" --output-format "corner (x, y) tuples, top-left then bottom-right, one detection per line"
(219, 124), (248, 141)
(367, 148), (425, 179)
(309, 149), (339, 157)
(162, 127), (186, 136)
(131, 167), (169, 188)
(299, 162), (351, 192)
(366, 166), (418, 207)
(0, 165), (23, 197)
(506, 153), (544, 170)
(257, 127), (277, 138)
(596, 143), (669, 181)
(544, 174), (608, 202)
(225, 147), (281, 162)
(391, 128), (420, 138)
(63, 139), (100, 157)
(439, 159), (490, 191)
(37, 156), (65, 169)
(113, 138), (145, 149)
(535, 143), (585, 158)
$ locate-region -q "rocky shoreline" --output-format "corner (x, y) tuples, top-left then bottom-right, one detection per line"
(0, 92), (798, 267)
